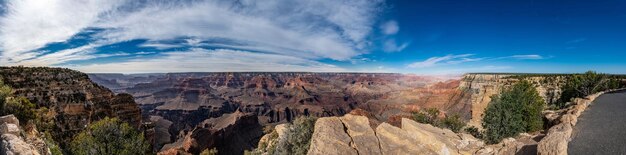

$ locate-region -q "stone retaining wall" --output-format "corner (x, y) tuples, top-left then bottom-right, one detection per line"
(537, 89), (626, 155)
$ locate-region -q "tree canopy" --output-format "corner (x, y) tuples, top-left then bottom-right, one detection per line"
(482, 80), (545, 144)
(70, 117), (150, 155)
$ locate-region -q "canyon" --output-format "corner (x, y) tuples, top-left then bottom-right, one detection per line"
(89, 72), (567, 154)
(0, 67), (575, 154)
(89, 72), (477, 153)
(0, 67), (143, 147)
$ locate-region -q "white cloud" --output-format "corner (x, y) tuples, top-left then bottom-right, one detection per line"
(407, 54), (478, 68)
(0, 0), (385, 68)
(382, 39), (410, 52)
(380, 20), (399, 35)
(508, 55), (544, 60)
(65, 48), (346, 73)
(0, 0), (123, 63)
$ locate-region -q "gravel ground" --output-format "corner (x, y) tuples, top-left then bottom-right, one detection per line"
(569, 90), (626, 155)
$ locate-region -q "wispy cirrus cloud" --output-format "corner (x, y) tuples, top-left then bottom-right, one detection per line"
(407, 54), (479, 68)
(0, 0), (386, 72)
(507, 54), (544, 60)
(67, 48), (345, 73)
(407, 54), (546, 68)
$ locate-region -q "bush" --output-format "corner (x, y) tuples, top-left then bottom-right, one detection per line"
(43, 132), (63, 155)
(200, 148), (218, 155)
(482, 80), (545, 144)
(69, 117), (150, 155)
(412, 108), (439, 125)
(464, 126), (482, 139)
(3, 96), (37, 123)
(412, 108), (466, 132)
(441, 114), (465, 133)
(558, 71), (616, 108)
(275, 116), (317, 155)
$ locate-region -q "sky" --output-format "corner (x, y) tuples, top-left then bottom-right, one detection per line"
(0, 0), (624, 74)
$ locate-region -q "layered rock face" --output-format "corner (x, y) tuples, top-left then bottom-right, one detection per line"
(0, 115), (51, 155)
(0, 67), (142, 144)
(461, 74), (564, 128)
(90, 72), (472, 151)
(159, 111), (263, 155)
(306, 114), (485, 155)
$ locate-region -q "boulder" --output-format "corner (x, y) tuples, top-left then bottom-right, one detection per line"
(0, 134), (41, 155)
(0, 115), (19, 127)
(400, 118), (460, 155)
(375, 122), (437, 155)
(339, 114), (381, 155)
(307, 117), (357, 155)
(537, 123), (572, 155)
(0, 123), (19, 136)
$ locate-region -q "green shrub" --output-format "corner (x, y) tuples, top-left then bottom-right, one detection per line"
(3, 96), (37, 123)
(69, 117), (150, 155)
(441, 114), (465, 133)
(464, 126), (482, 139)
(482, 80), (545, 144)
(200, 148), (218, 155)
(43, 132), (63, 155)
(275, 116), (317, 155)
(412, 108), (440, 125)
(558, 71), (619, 108)
(412, 108), (466, 133)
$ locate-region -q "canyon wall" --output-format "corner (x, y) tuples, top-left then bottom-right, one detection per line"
(90, 72), (474, 153)
(0, 67), (142, 145)
(460, 73), (564, 128)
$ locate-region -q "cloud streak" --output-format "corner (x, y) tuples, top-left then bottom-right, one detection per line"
(407, 54), (546, 68)
(66, 48), (345, 73)
(0, 0), (385, 72)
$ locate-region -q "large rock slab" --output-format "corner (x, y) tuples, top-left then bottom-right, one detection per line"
(537, 123), (572, 155)
(0, 134), (41, 155)
(376, 122), (437, 155)
(339, 114), (382, 155)
(307, 117), (357, 155)
(0, 115), (19, 127)
(0, 123), (19, 136)
(401, 118), (460, 155)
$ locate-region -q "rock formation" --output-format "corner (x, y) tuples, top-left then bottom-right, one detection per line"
(0, 67), (142, 146)
(89, 72), (472, 151)
(461, 74), (564, 128)
(159, 110), (263, 155)
(306, 114), (485, 155)
(0, 115), (51, 155)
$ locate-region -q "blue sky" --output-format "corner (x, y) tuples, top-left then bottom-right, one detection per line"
(0, 0), (624, 74)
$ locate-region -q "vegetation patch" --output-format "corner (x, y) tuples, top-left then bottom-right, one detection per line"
(482, 80), (545, 144)
(69, 117), (150, 155)
(411, 108), (466, 133)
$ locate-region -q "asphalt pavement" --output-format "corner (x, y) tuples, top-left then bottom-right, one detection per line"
(569, 90), (626, 155)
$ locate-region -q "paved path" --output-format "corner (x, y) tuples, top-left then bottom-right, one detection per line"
(569, 90), (626, 155)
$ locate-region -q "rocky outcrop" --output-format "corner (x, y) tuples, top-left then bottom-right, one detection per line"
(0, 115), (51, 155)
(0, 67), (142, 145)
(307, 117), (358, 155)
(159, 111), (263, 155)
(461, 74), (564, 128)
(537, 90), (619, 155)
(306, 114), (485, 155)
(90, 72), (471, 151)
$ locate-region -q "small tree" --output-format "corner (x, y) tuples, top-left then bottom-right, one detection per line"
(559, 71), (609, 108)
(69, 117), (150, 155)
(412, 108), (440, 125)
(441, 114), (465, 133)
(275, 116), (317, 155)
(482, 80), (545, 144)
